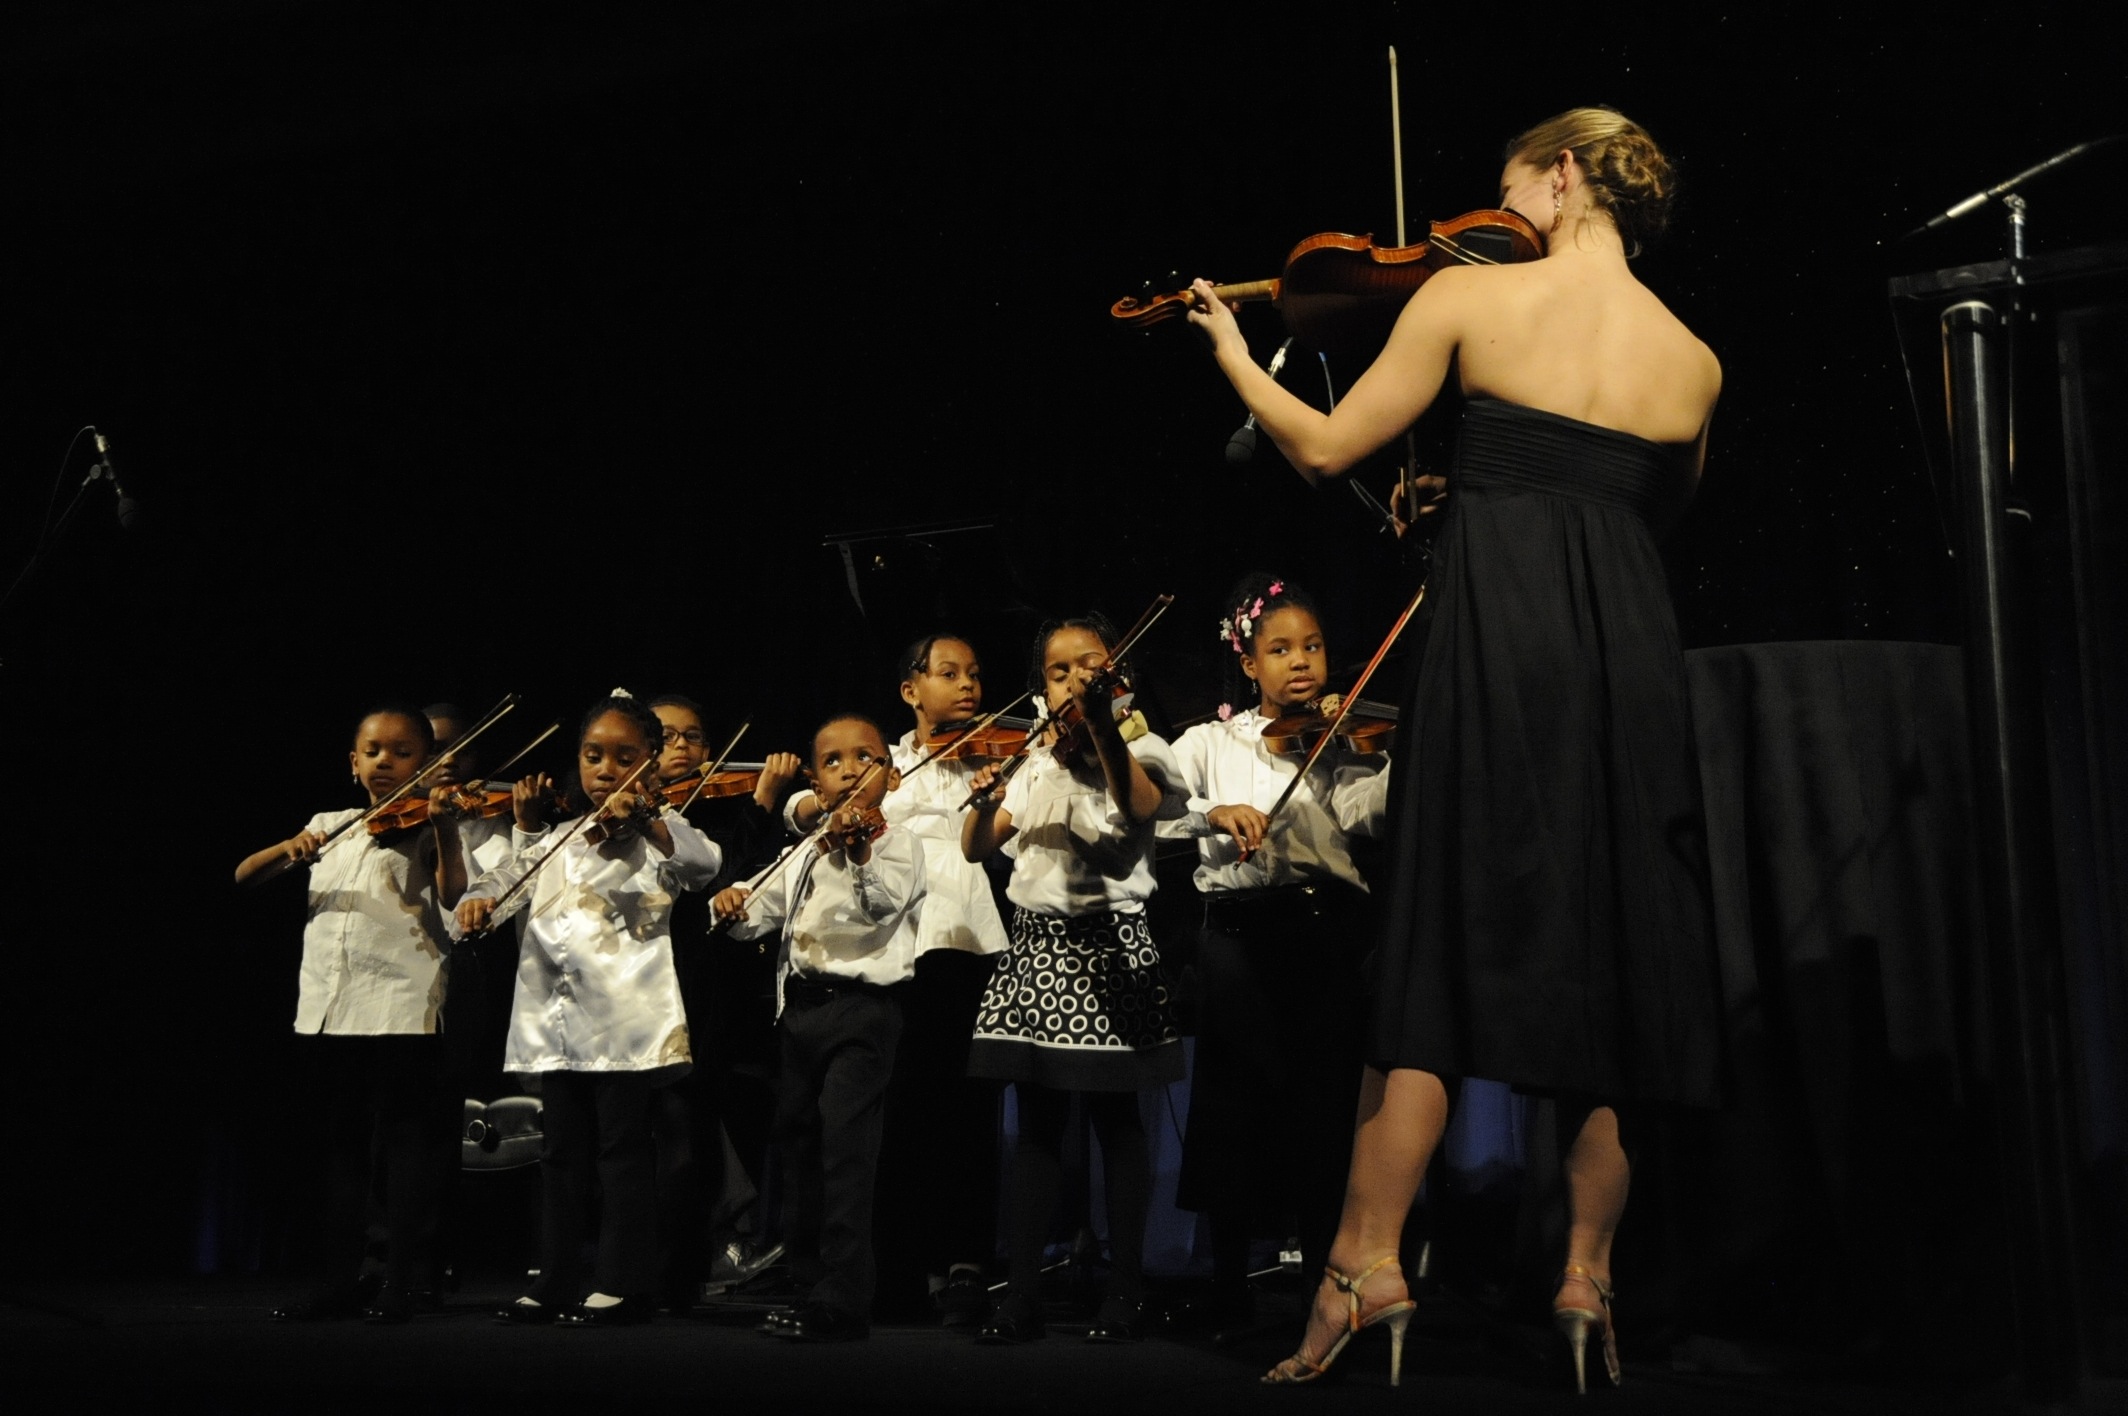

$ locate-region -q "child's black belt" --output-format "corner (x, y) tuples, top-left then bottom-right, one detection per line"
(783, 971), (900, 1008)
(1201, 880), (1367, 934)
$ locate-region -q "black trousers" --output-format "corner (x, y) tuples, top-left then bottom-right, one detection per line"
(309, 1033), (455, 1292)
(879, 949), (1001, 1278)
(531, 1070), (658, 1303)
(775, 979), (903, 1318)
(1177, 883), (1370, 1282)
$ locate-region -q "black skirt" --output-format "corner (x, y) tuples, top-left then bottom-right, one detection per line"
(967, 906), (1184, 1092)
(1369, 398), (1721, 1107)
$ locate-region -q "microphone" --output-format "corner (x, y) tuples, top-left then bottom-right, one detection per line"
(1224, 338), (1295, 465)
(91, 429), (141, 531)
(1900, 138), (2109, 240)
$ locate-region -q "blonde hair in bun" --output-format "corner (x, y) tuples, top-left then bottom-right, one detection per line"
(1506, 107), (1675, 249)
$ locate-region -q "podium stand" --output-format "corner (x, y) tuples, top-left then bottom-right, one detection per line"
(1889, 245), (2128, 1399)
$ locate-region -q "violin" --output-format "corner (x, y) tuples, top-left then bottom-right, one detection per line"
(817, 804), (887, 855)
(1259, 695), (1398, 758)
(365, 779), (569, 840)
(927, 718), (1034, 764)
(1046, 662), (1137, 767)
(661, 765), (766, 806)
(580, 762), (775, 845)
(1111, 210), (1544, 360)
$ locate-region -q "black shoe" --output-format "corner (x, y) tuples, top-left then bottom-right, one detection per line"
(555, 1295), (653, 1327)
(272, 1275), (377, 1323)
(362, 1281), (415, 1325)
(707, 1238), (787, 1294)
(975, 1291), (1046, 1344)
(756, 1307), (799, 1336)
(1085, 1293), (1155, 1344)
(777, 1302), (867, 1343)
(495, 1296), (557, 1325)
(935, 1272), (993, 1329)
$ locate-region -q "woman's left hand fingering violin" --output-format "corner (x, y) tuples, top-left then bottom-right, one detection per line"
(1111, 210), (1543, 360)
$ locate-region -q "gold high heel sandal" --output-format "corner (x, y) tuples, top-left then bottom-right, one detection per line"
(1552, 1263), (1621, 1395)
(1261, 1255), (1417, 1387)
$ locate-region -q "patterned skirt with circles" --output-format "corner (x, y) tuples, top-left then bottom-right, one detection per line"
(967, 907), (1185, 1092)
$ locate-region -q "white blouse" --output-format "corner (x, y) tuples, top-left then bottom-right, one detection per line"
(293, 809), (451, 1037)
(451, 810), (720, 1075)
(1163, 709), (1391, 895)
(727, 824), (925, 1012)
(999, 732), (1188, 917)
(889, 731), (1010, 956)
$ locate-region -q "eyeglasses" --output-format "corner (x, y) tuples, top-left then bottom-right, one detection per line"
(661, 728), (705, 747)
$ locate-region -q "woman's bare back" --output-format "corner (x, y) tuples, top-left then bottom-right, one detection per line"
(1448, 259), (1719, 457)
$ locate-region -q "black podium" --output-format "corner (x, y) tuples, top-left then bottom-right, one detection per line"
(1890, 245), (2128, 1401)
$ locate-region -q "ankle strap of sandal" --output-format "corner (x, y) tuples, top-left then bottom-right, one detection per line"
(1559, 1263), (1614, 1299)
(1327, 1255), (1402, 1293)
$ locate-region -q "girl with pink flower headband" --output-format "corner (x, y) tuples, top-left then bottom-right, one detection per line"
(1160, 573), (1392, 1328)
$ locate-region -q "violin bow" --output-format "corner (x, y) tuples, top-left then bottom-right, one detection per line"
(1388, 45), (1421, 521)
(961, 595), (1174, 810)
(1259, 579), (1426, 826)
(289, 693), (520, 872)
(675, 720), (753, 813)
(1105, 592), (1177, 671)
(711, 755), (896, 934)
(955, 710), (1048, 810)
(477, 751), (661, 930)
(477, 720), (563, 787)
(906, 689), (1035, 780)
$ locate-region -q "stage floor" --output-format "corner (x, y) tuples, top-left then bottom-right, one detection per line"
(1, 1275), (2029, 1414)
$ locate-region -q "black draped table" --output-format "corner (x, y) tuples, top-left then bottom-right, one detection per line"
(1657, 640), (1999, 1357)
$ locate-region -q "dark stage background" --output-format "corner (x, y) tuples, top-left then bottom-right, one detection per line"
(3, 0), (2117, 1338)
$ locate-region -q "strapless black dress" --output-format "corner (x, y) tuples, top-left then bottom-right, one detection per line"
(1369, 398), (1720, 1106)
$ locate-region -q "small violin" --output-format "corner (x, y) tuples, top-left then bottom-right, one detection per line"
(927, 718), (1034, 763)
(1112, 210), (1544, 361)
(366, 781), (560, 839)
(817, 804), (887, 855)
(1259, 695), (1398, 758)
(662, 765), (766, 807)
(1047, 662), (1137, 767)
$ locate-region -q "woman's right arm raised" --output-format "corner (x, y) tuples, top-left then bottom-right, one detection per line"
(1190, 270), (1469, 484)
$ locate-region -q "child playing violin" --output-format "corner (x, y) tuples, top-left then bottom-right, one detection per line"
(959, 615), (1189, 1345)
(235, 705), (464, 1325)
(714, 713), (925, 1342)
(647, 693), (803, 1310)
(1163, 575), (1391, 1325)
(782, 635), (1012, 1325)
(451, 689), (721, 1327)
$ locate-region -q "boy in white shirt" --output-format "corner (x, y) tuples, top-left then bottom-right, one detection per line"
(714, 714), (925, 1342)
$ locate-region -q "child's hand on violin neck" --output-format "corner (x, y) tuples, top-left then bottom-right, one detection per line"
(755, 752), (803, 812)
(513, 774), (555, 831)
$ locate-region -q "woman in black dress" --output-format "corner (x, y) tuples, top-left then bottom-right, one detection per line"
(1188, 108), (1722, 1391)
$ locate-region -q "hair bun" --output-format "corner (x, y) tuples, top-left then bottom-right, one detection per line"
(1506, 107), (1675, 248)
